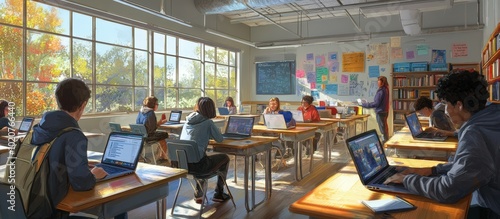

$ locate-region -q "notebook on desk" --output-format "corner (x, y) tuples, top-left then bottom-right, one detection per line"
(164, 111), (182, 125)
(404, 112), (447, 141)
(222, 116), (254, 140)
(263, 114), (295, 129)
(346, 130), (411, 194)
(95, 132), (144, 182)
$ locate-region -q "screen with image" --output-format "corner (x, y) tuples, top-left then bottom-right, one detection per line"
(406, 113), (422, 135)
(19, 118), (33, 132)
(226, 117), (254, 135)
(102, 134), (143, 168)
(347, 132), (388, 182)
(169, 112), (181, 121)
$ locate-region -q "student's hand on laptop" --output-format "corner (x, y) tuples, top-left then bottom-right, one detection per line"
(91, 167), (108, 180)
(396, 166), (432, 176)
(383, 173), (405, 184)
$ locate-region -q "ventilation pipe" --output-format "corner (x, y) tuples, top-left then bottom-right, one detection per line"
(400, 9), (421, 35)
(195, 0), (297, 14)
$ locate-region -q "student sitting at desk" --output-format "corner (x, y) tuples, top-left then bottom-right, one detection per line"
(136, 96), (169, 161)
(298, 95), (321, 155)
(224, 96), (237, 115)
(263, 97), (282, 114)
(0, 99), (17, 135)
(22, 79), (127, 218)
(180, 97), (231, 203)
(414, 96), (456, 137)
(384, 70), (500, 219)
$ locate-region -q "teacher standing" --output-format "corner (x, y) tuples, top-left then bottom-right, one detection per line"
(362, 76), (390, 142)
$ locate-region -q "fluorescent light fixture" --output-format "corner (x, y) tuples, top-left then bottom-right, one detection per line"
(113, 0), (192, 28)
(205, 29), (255, 47)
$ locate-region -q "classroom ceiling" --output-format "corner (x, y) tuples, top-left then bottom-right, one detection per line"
(194, 0), (476, 27)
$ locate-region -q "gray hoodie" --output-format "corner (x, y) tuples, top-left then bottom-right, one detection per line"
(404, 103), (500, 215)
(180, 112), (223, 158)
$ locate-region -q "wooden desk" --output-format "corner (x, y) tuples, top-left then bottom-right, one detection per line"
(57, 162), (186, 219)
(210, 136), (277, 212)
(321, 117), (358, 139)
(215, 114), (260, 119)
(156, 118), (226, 134)
(384, 131), (458, 157)
(352, 114), (370, 135)
(252, 125), (317, 181)
(296, 121), (337, 162)
(289, 157), (471, 219)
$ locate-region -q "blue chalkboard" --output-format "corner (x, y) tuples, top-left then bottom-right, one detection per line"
(256, 61), (296, 95)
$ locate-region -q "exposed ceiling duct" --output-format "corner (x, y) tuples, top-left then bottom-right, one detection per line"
(194, 0), (297, 14)
(400, 9), (421, 35)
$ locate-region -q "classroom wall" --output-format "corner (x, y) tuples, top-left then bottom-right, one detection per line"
(483, 0), (500, 46)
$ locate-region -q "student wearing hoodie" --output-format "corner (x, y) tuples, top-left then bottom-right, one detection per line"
(136, 96), (169, 161)
(384, 70), (500, 218)
(29, 78), (130, 218)
(180, 97), (231, 203)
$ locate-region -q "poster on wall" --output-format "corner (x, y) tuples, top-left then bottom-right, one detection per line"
(431, 50), (446, 63)
(369, 81), (378, 97)
(452, 43), (468, 58)
(367, 43), (389, 65)
(311, 90), (320, 100)
(338, 84), (349, 96)
(325, 84), (338, 95)
(342, 52), (365, 72)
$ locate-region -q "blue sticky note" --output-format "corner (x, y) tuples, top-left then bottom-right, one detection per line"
(306, 53), (314, 60)
(369, 66), (380, 78)
(306, 72), (316, 83)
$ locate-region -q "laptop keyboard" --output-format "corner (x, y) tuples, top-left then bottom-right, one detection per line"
(100, 165), (125, 174)
(374, 168), (398, 184)
(417, 132), (434, 138)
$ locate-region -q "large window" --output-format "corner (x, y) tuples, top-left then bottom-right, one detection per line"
(0, 0), (239, 116)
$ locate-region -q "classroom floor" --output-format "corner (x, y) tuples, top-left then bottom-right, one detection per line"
(122, 140), (352, 219)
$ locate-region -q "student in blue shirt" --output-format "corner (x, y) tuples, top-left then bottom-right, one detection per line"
(136, 96), (169, 161)
(224, 96), (237, 115)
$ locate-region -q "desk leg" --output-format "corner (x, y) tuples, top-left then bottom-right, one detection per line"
(322, 131), (328, 163)
(309, 138), (313, 173)
(251, 154), (256, 210)
(244, 155), (251, 211)
(294, 141), (300, 181)
(266, 148), (272, 199)
(233, 155), (237, 184)
(156, 198), (166, 219)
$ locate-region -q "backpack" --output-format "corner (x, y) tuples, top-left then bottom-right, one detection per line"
(2, 127), (80, 218)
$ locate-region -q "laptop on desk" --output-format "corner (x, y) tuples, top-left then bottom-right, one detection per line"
(218, 107), (230, 115)
(164, 111), (182, 125)
(289, 110), (304, 123)
(404, 112), (447, 141)
(95, 132), (144, 182)
(222, 116), (254, 140)
(346, 130), (412, 194)
(17, 117), (34, 135)
(263, 114), (295, 130)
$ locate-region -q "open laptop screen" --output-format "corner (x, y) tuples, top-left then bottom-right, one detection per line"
(101, 133), (143, 170)
(18, 117), (34, 132)
(405, 112), (423, 136)
(346, 130), (389, 183)
(169, 111), (182, 122)
(225, 117), (254, 136)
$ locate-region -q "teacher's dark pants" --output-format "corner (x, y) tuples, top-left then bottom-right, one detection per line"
(376, 112), (389, 142)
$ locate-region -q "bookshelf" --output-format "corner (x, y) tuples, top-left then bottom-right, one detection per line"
(391, 69), (448, 133)
(482, 22), (500, 103)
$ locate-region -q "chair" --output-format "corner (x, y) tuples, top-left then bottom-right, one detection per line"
(166, 139), (235, 218)
(109, 122), (122, 132)
(0, 182), (27, 219)
(129, 124), (164, 165)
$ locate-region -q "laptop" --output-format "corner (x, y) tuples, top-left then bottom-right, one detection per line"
(404, 112), (447, 141)
(263, 114), (295, 129)
(164, 111), (182, 125)
(346, 130), (411, 194)
(218, 107), (230, 115)
(222, 116), (255, 140)
(95, 132), (144, 182)
(18, 117), (34, 134)
(289, 110), (304, 122)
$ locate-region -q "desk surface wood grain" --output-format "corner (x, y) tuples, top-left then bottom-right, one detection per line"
(385, 131), (458, 152)
(289, 157), (471, 219)
(57, 163), (186, 213)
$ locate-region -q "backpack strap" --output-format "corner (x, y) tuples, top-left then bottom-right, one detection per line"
(34, 127), (81, 170)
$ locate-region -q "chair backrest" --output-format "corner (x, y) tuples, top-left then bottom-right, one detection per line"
(129, 124), (148, 137)
(166, 139), (202, 169)
(240, 104), (252, 114)
(0, 182), (28, 219)
(109, 122), (122, 132)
